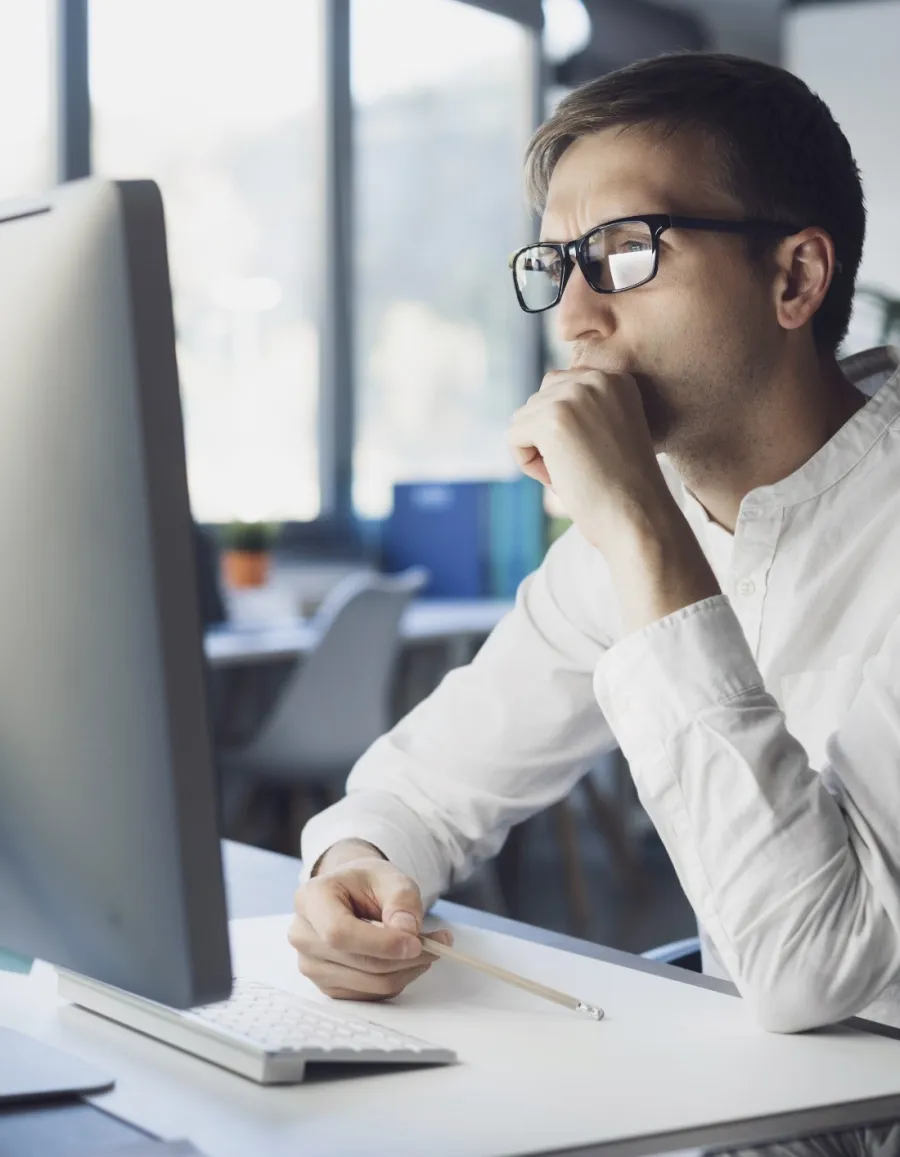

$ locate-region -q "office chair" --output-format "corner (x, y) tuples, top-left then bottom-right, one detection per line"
(218, 566), (429, 854)
(643, 936), (702, 972)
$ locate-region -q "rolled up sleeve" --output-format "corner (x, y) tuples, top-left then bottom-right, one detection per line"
(594, 596), (900, 1032)
(301, 527), (621, 906)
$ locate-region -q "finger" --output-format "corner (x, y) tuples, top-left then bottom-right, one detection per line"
(425, 928), (455, 946)
(370, 874), (425, 939)
(291, 912), (455, 967)
(302, 956), (436, 1001)
(416, 928), (455, 956)
(299, 878), (421, 962)
(506, 421), (552, 486)
(335, 925), (454, 972)
(539, 369), (577, 392)
(520, 456), (552, 488)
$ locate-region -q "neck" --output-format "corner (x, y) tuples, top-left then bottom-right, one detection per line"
(668, 351), (867, 533)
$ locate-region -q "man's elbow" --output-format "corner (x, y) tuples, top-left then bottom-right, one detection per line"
(746, 986), (832, 1034)
(742, 968), (873, 1034)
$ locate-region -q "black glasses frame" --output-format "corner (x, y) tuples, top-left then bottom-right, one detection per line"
(509, 214), (801, 314)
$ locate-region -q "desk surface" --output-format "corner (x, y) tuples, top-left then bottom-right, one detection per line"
(204, 599), (514, 668)
(5, 842), (900, 1157)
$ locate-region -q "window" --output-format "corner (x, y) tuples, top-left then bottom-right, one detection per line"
(788, 3), (900, 358)
(90, 0), (322, 522)
(0, 0), (53, 199)
(351, 0), (536, 518)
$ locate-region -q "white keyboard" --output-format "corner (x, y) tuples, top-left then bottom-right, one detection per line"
(57, 972), (456, 1084)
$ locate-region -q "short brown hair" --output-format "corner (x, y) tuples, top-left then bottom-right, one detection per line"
(525, 53), (865, 353)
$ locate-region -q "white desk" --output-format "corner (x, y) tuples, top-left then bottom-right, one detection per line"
(5, 843), (900, 1157)
(204, 599), (514, 670)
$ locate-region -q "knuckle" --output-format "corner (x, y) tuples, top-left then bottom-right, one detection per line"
(295, 876), (328, 917)
(548, 401), (573, 430)
(357, 954), (393, 974)
(286, 919), (306, 952)
(331, 928), (356, 955)
(295, 953), (319, 980)
(390, 883), (422, 910)
(318, 916), (349, 952)
(371, 973), (403, 998)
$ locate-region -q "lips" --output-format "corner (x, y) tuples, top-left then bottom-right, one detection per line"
(569, 356), (631, 375)
(569, 341), (629, 375)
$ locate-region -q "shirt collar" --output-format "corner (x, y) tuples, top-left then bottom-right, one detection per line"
(752, 344), (900, 511)
(681, 345), (900, 527)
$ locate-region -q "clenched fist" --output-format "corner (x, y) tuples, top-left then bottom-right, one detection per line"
(288, 840), (452, 1001)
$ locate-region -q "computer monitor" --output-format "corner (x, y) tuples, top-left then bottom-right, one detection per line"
(0, 179), (232, 1100)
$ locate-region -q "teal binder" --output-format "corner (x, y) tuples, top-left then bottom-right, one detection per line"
(0, 948), (33, 974)
(487, 477), (546, 598)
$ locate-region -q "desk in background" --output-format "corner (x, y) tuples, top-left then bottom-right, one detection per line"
(204, 597), (515, 670)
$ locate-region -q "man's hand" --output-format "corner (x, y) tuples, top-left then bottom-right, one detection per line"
(507, 368), (676, 551)
(508, 368), (719, 631)
(288, 840), (452, 1001)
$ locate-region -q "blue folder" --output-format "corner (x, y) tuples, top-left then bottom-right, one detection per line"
(382, 478), (545, 599)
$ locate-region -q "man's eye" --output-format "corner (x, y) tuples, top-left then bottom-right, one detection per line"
(616, 237), (651, 254)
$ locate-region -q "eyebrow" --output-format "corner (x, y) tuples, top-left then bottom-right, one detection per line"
(538, 213), (654, 245)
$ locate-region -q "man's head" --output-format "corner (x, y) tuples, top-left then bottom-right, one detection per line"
(519, 53), (865, 456)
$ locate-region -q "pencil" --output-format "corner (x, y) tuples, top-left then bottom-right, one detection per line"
(419, 932), (604, 1021)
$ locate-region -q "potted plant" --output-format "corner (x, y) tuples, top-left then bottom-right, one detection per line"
(218, 520), (280, 589)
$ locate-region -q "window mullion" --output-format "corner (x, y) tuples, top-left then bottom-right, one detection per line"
(317, 0), (354, 526)
(56, 0), (90, 182)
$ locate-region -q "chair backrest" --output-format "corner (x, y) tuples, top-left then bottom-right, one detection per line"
(236, 567), (428, 780)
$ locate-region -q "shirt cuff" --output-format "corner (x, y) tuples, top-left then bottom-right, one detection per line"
(592, 595), (765, 764)
(298, 792), (449, 907)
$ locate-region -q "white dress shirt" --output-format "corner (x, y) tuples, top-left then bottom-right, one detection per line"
(302, 346), (900, 1033)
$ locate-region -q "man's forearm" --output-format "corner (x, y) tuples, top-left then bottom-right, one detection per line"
(607, 510), (721, 634)
(311, 838), (387, 877)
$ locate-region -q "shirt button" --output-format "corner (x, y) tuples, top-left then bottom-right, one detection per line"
(737, 579), (756, 597)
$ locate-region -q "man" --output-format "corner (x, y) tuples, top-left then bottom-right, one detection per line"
(289, 51), (900, 1032)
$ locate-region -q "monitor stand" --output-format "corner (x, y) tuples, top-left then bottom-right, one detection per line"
(0, 1029), (114, 1104)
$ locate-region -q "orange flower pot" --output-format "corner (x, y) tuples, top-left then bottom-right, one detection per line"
(221, 549), (270, 589)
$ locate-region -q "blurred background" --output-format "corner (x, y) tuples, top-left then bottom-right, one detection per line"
(3, 0), (899, 956)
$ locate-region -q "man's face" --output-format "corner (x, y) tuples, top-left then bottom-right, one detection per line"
(541, 126), (783, 455)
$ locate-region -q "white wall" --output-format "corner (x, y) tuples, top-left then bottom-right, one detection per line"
(787, 2), (900, 314)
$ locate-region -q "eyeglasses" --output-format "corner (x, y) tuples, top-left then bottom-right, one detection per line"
(508, 214), (800, 314)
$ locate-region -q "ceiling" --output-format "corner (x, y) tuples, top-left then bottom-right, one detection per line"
(562, 0), (873, 77)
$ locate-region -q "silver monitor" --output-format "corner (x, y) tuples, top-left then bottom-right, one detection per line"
(0, 178), (232, 1100)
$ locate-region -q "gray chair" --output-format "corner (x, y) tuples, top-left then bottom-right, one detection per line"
(643, 936), (702, 972)
(219, 566), (429, 853)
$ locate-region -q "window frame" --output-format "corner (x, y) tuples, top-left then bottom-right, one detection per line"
(59, 0), (544, 555)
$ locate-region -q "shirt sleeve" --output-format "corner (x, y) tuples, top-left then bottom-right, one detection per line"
(300, 526), (621, 905)
(593, 594), (900, 1032)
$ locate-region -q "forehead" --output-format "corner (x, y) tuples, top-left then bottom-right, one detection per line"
(540, 126), (738, 238)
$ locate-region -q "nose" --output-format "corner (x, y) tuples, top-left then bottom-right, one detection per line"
(555, 260), (616, 345)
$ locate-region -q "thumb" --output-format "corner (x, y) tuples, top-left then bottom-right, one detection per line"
(376, 874), (424, 936)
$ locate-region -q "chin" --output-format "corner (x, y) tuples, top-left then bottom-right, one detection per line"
(632, 375), (675, 440)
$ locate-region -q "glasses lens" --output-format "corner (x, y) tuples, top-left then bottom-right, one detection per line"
(513, 245), (565, 312)
(583, 222), (654, 291)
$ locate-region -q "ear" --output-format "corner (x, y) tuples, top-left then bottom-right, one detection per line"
(772, 227), (838, 334)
